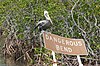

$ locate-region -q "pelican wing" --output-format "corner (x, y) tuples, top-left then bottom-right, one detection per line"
(34, 20), (47, 30)
(37, 20), (47, 26)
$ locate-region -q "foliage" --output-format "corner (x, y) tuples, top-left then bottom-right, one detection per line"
(0, 0), (100, 65)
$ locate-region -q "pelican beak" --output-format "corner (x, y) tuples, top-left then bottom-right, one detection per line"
(50, 19), (53, 25)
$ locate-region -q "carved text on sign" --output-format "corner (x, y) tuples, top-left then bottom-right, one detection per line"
(43, 32), (88, 55)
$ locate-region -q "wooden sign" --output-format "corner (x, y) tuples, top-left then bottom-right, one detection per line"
(43, 32), (88, 55)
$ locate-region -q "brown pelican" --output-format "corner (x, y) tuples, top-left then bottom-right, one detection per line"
(34, 11), (53, 31)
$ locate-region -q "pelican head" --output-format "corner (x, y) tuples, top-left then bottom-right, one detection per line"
(44, 10), (53, 24)
(44, 10), (50, 20)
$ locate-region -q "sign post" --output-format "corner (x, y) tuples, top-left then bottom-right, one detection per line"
(43, 32), (88, 55)
(77, 55), (83, 66)
(52, 51), (57, 66)
(43, 32), (88, 66)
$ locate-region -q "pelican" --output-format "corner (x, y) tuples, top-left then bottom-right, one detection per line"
(34, 10), (53, 31)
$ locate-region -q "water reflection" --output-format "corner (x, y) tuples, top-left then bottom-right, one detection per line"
(5, 58), (27, 66)
(0, 36), (6, 66)
(0, 54), (28, 66)
(0, 55), (6, 66)
(0, 36), (27, 66)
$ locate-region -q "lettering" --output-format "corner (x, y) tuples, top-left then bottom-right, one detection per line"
(45, 34), (83, 46)
(56, 45), (72, 52)
(53, 37), (57, 43)
(44, 33), (87, 55)
(58, 38), (61, 43)
(74, 41), (78, 46)
(46, 34), (49, 40)
(78, 41), (82, 46)
(50, 36), (53, 41)
(66, 40), (70, 45)
(62, 39), (65, 45)
(56, 45), (59, 50)
(70, 41), (74, 46)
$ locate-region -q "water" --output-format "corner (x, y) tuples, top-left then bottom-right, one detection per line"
(0, 56), (6, 66)
(0, 36), (6, 66)
(0, 36), (27, 66)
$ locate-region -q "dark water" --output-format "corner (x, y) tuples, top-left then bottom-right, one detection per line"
(0, 54), (6, 66)
(0, 36), (27, 66)
(0, 36), (6, 66)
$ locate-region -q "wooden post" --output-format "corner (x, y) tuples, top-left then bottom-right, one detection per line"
(39, 33), (43, 47)
(96, 60), (98, 66)
(40, 31), (45, 47)
(77, 55), (83, 66)
(52, 51), (57, 66)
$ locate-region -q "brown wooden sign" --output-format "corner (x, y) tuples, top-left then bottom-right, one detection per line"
(43, 32), (88, 55)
